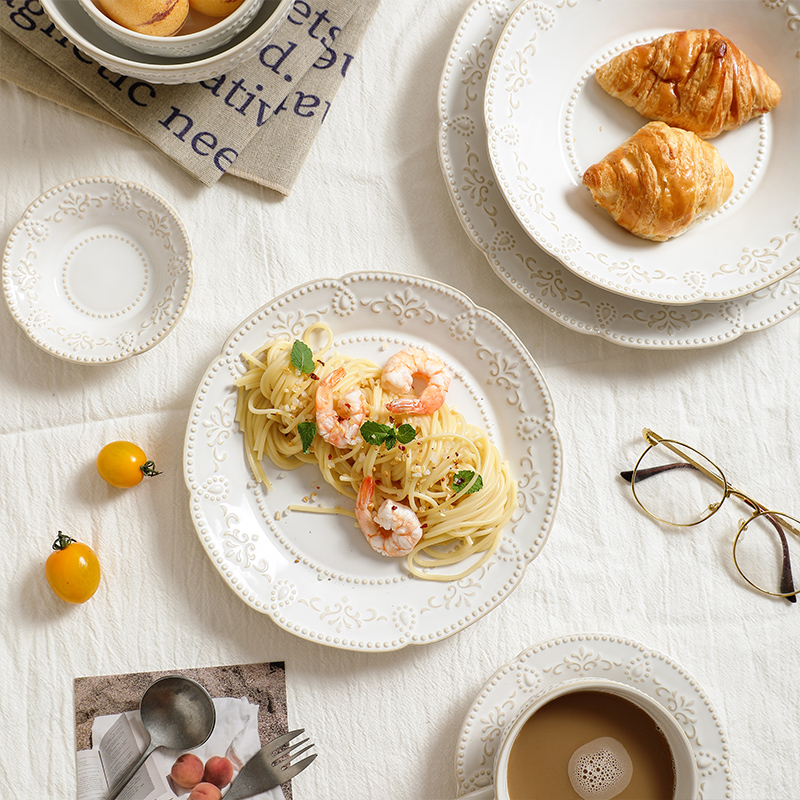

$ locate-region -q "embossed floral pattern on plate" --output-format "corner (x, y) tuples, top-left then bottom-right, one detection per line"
(455, 633), (733, 799)
(183, 272), (562, 651)
(2, 176), (193, 364)
(482, 0), (800, 305)
(438, 0), (800, 347)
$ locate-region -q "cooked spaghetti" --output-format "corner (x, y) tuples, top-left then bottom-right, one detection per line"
(234, 322), (517, 581)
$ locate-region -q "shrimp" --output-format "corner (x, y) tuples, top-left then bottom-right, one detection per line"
(381, 347), (450, 415)
(315, 367), (367, 448)
(355, 476), (423, 557)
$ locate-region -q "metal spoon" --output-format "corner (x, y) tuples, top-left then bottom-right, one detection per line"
(106, 675), (216, 800)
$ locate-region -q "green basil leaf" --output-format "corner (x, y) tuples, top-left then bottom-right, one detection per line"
(360, 420), (391, 445)
(451, 470), (483, 494)
(290, 340), (315, 374)
(384, 431), (397, 450)
(298, 421), (317, 453)
(396, 424), (417, 444)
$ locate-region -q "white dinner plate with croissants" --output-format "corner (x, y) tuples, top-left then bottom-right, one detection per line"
(438, 0), (800, 349)
(483, 0), (798, 306)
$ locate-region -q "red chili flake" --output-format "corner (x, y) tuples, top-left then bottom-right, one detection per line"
(310, 373), (320, 381)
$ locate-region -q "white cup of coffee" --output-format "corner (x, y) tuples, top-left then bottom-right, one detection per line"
(462, 678), (697, 800)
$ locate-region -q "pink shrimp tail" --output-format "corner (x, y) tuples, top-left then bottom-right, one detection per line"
(326, 367), (346, 388)
(386, 397), (427, 415)
(357, 475), (375, 506)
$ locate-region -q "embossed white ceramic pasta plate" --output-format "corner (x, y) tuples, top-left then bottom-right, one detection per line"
(454, 633), (733, 798)
(2, 177), (192, 364)
(483, 0), (800, 305)
(439, 0), (800, 347)
(183, 272), (562, 651)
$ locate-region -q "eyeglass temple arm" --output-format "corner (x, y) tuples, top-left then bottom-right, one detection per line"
(628, 433), (728, 489)
(619, 461), (696, 484)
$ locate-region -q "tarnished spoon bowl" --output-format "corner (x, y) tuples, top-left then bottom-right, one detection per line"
(107, 675), (216, 800)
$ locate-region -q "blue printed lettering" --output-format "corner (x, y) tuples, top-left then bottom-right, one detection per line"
(287, 0), (310, 24)
(200, 76), (226, 96)
(128, 81), (155, 107)
(192, 130), (217, 156)
(259, 41), (297, 75)
(293, 92), (320, 117)
(255, 99), (273, 126)
(160, 107), (194, 141)
(9, 0), (42, 31)
(214, 147), (238, 172)
(307, 8), (331, 39)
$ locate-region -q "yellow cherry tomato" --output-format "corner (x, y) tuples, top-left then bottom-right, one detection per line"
(96, 441), (161, 488)
(45, 532), (101, 604)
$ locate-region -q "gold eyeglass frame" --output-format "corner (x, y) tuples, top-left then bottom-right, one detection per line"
(626, 428), (800, 600)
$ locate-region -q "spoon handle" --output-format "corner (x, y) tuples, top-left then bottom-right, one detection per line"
(105, 742), (156, 800)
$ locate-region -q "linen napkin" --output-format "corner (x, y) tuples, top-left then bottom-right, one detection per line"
(0, 0), (379, 192)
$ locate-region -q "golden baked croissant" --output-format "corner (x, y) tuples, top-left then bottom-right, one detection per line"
(582, 121), (734, 241)
(596, 29), (781, 138)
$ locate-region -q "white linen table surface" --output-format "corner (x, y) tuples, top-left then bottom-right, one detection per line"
(1, 1), (798, 798)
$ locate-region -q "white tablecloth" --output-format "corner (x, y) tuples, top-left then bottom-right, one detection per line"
(2, 1), (799, 798)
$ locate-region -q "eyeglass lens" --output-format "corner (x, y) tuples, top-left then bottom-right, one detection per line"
(632, 441), (725, 526)
(735, 512), (800, 597)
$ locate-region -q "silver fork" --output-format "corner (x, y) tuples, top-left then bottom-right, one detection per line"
(224, 729), (317, 800)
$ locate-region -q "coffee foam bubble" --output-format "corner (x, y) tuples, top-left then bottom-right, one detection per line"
(567, 736), (633, 800)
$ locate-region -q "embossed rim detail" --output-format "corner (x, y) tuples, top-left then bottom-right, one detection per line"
(437, 0), (800, 348)
(483, 0), (800, 305)
(183, 271), (562, 651)
(1, 176), (193, 364)
(454, 632), (733, 799)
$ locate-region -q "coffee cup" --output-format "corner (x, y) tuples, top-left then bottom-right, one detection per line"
(461, 678), (697, 800)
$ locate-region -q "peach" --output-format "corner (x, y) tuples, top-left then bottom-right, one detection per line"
(202, 756), (234, 788)
(170, 753), (204, 789)
(188, 0), (244, 17)
(188, 783), (223, 800)
(97, 0), (189, 36)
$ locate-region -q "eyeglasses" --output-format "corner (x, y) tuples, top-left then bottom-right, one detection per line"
(621, 428), (800, 603)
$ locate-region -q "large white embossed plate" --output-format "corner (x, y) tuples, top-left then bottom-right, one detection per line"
(183, 272), (562, 651)
(455, 633), (733, 798)
(2, 177), (192, 364)
(439, 0), (800, 347)
(483, 0), (800, 305)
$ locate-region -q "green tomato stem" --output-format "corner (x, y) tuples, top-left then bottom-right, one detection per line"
(52, 531), (76, 551)
(140, 460), (162, 478)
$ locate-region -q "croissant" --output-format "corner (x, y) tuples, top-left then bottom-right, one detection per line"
(582, 121), (734, 241)
(596, 29), (781, 138)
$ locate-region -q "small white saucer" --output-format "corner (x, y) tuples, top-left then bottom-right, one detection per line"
(455, 633), (733, 798)
(2, 177), (192, 364)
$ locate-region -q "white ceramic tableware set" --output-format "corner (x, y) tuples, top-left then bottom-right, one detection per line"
(438, 0), (800, 350)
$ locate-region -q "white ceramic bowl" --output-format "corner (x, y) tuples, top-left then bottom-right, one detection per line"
(2, 176), (193, 364)
(465, 678), (698, 800)
(39, 0), (292, 84)
(76, 0), (265, 58)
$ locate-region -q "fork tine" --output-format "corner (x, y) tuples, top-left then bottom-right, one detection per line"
(266, 728), (305, 755)
(272, 736), (309, 762)
(276, 753), (318, 783)
(273, 741), (315, 766)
